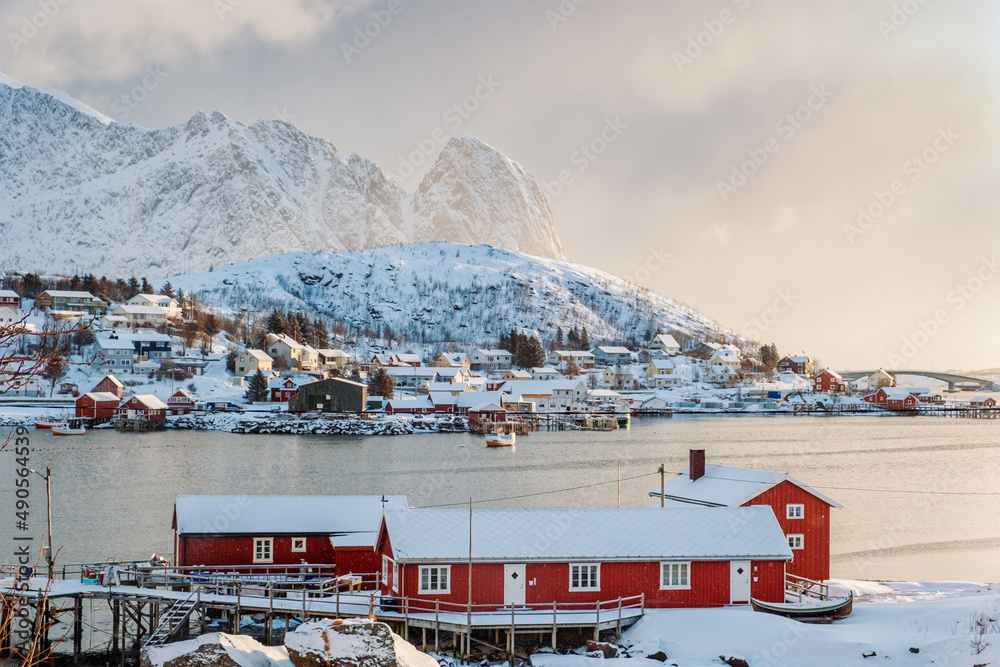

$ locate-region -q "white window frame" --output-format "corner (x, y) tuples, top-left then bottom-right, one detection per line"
(660, 561), (691, 590)
(788, 534), (804, 550)
(253, 538), (273, 564)
(291, 537), (307, 553)
(569, 563), (600, 591)
(418, 565), (451, 594)
(786, 504), (804, 520)
(392, 560), (399, 592)
(382, 556), (390, 586)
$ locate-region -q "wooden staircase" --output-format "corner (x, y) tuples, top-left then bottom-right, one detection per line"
(142, 590), (200, 649)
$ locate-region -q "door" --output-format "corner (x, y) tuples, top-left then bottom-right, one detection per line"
(730, 560), (751, 604)
(504, 564), (526, 606)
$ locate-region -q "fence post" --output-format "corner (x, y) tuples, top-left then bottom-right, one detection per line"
(551, 601), (557, 650)
(594, 600), (600, 642)
(509, 604), (515, 663)
(336, 586), (340, 618)
(616, 597), (622, 638)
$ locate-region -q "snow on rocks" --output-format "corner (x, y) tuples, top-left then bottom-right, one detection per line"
(167, 413), (467, 436)
(141, 633), (292, 667)
(285, 619), (437, 667)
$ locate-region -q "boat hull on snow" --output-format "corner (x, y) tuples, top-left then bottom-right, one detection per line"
(751, 593), (853, 621)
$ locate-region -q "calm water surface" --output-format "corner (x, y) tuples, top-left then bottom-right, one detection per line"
(6, 415), (1000, 582)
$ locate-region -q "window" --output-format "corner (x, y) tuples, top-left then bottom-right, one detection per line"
(569, 564), (600, 591)
(392, 561), (399, 592)
(788, 534), (804, 550)
(418, 566), (450, 594)
(786, 504), (804, 520)
(382, 556), (390, 586)
(253, 538), (273, 563)
(660, 562), (690, 590)
(291, 538), (307, 552)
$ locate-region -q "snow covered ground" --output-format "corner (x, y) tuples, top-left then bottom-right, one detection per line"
(530, 580), (1000, 667)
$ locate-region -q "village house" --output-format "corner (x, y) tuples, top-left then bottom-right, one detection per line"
(427, 381), (468, 396)
(499, 379), (587, 411)
(704, 364), (737, 386)
(864, 369), (896, 389)
(127, 294), (182, 319)
(384, 396), (436, 415)
(646, 359), (681, 388)
(970, 396), (997, 408)
(234, 349), (273, 377)
(269, 377), (304, 403)
(430, 353), (471, 370)
(863, 387), (919, 408)
(111, 304), (169, 329)
(35, 290), (108, 315)
(776, 355), (809, 375)
(117, 394), (168, 421)
(266, 333), (318, 371)
(0, 307), (19, 325)
(0, 290), (21, 309)
(91, 337), (136, 373)
(603, 365), (643, 390)
(384, 366), (440, 390)
(504, 369), (532, 381)
(708, 348), (741, 370)
(0, 371), (43, 397)
(377, 506), (790, 610)
(74, 392), (121, 421)
(172, 494), (409, 579)
(287, 378), (368, 413)
(119, 332), (173, 367)
(316, 349), (350, 371)
(647, 333), (680, 357)
(648, 450), (842, 582)
(96, 315), (133, 330)
(469, 349), (514, 372)
(167, 388), (196, 415)
(529, 367), (560, 381)
(812, 369), (846, 393)
(548, 350), (596, 370)
(394, 353), (423, 367)
(590, 346), (633, 366)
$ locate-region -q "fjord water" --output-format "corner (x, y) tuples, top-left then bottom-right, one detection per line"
(14, 416), (1000, 582)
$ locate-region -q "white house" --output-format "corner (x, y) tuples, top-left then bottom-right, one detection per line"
(234, 349), (273, 377)
(590, 346), (633, 366)
(529, 366), (560, 381)
(648, 333), (680, 356)
(469, 349), (513, 372)
(547, 350), (596, 370)
(504, 369), (532, 380)
(266, 333), (319, 371)
(0, 307), (19, 325)
(127, 294), (182, 319)
(111, 304), (169, 328)
(705, 364), (737, 385)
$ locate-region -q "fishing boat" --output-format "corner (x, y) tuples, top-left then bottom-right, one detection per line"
(750, 593), (853, 621)
(34, 421), (62, 429)
(485, 431), (515, 447)
(51, 425), (86, 436)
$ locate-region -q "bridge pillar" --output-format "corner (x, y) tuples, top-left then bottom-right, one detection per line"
(948, 382), (955, 392)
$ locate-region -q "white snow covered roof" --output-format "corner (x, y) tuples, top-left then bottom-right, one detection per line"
(174, 495), (409, 536)
(130, 394), (168, 410)
(593, 346), (631, 354)
(0, 290), (19, 299)
(383, 507), (792, 563)
(42, 290), (102, 299)
(243, 349), (272, 361)
(81, 392), (120, 403)
(649, 464), (843, 510)
(113, 304), (167, 315)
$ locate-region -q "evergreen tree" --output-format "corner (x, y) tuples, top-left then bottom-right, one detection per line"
(140, 277), (154, 294)
(42, 351), (67, 397)
(244, 370), (269, 403)
(368, 367), (395, 399)
(580, 326), (590, 350)
(760, 343), (779, 368)
(160, 282), (175, 297)
(226, 350), (238, 373)
(567, 327), (580, 350)
(311, 319), (329, 349)
(265, 310), (287, 335)
(523, 337), (546, 369)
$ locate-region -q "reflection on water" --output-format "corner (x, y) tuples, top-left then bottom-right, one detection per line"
(6, 414), (1000, 582)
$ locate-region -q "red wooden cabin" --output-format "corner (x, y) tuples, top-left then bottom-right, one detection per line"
(269, 377), (301, 403)
(971, 396), (997, 407)
(377, 506), (791, 610)
(812, 369), (845, 393)
(173, 495), (408, 580)
(92, 374), (124, 399)
(117, 394), (168, 420)
(167, 388), (196, 415)
(649, 450), (842, 582)
(75, 392), (120, 420)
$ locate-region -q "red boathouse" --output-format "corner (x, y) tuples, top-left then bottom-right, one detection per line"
(173, 495), (408, 579)
(650, 450), (842, 582)
(377, 506), (791, 610)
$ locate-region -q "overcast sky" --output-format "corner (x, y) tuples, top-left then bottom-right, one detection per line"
(3, 0), (1000, 371)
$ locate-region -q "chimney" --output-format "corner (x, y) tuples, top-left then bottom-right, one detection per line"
(689, 449), (706, 481)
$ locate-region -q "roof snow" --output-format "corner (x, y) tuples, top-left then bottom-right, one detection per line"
(130, 394), (168, 410)
(649, 463), (843, 510)
(174, 495), (409, 536)
(81, 392), (120, 402)
(244, 349), (273, 361)
(383, 507), (792, 562)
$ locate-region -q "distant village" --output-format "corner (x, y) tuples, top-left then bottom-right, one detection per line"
(1, 284), (995, 426)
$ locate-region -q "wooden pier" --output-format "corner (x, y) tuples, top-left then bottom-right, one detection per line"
(115, 418), (166, 432)
(0, 563), (643, 664)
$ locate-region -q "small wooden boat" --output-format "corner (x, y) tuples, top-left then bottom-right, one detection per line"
(751, 593), (853, 621)
(485, 432), (515, 447)
(35, 421), (62, 429)
(52, 425), (86, 436)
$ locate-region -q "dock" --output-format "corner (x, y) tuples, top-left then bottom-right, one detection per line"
(0, 563), (644, 664)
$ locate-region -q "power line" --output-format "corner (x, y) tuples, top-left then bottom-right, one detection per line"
(415, 471), (660, 508)
(813, 484), (1000, 496)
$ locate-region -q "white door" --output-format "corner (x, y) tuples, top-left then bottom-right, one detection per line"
(730, 560), (751, 604)
(504, 564), (526, 606)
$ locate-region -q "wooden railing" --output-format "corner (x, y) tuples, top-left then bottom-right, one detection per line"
(785, 573), (829, 601)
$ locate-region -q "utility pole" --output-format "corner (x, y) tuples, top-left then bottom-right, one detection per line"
(658, 464), (665, 508)
(617, 460), (621, 508)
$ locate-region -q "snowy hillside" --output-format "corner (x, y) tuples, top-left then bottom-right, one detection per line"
(169, 242), (736, 346)
(0, 74), (565, 277)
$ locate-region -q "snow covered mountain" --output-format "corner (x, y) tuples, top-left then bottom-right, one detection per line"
(169, 242), (736, 346)
(0, 74), (565, 277)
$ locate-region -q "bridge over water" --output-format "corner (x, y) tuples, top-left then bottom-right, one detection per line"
(837, 369), (992, 392)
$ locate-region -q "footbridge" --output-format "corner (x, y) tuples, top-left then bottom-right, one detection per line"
(837, 369), (992, 392)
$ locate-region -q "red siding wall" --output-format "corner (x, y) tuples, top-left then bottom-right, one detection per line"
(335, 547), (380, 580)
(177, 534), (337, 568)
(75, 396), (118, 419)
(745, 481), (831, 581)
(382, 559), (784, 609)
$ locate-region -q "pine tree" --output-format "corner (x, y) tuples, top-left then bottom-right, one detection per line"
(567, 327), (580, 350)
(160, 282), (175, 297)
(368, 367), (395, 399)
(244, 370), (269, 403)
(580, 326), (590, 350)
(524, 337), (546, 369)
(265, 310), (287, 335)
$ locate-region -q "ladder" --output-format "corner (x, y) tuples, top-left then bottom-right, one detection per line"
(143, 589), (200, 649)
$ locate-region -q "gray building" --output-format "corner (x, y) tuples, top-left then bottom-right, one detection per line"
(288, 378), (368, 413)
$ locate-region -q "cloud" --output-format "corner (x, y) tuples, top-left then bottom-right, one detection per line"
(2, 0), (374, 86)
